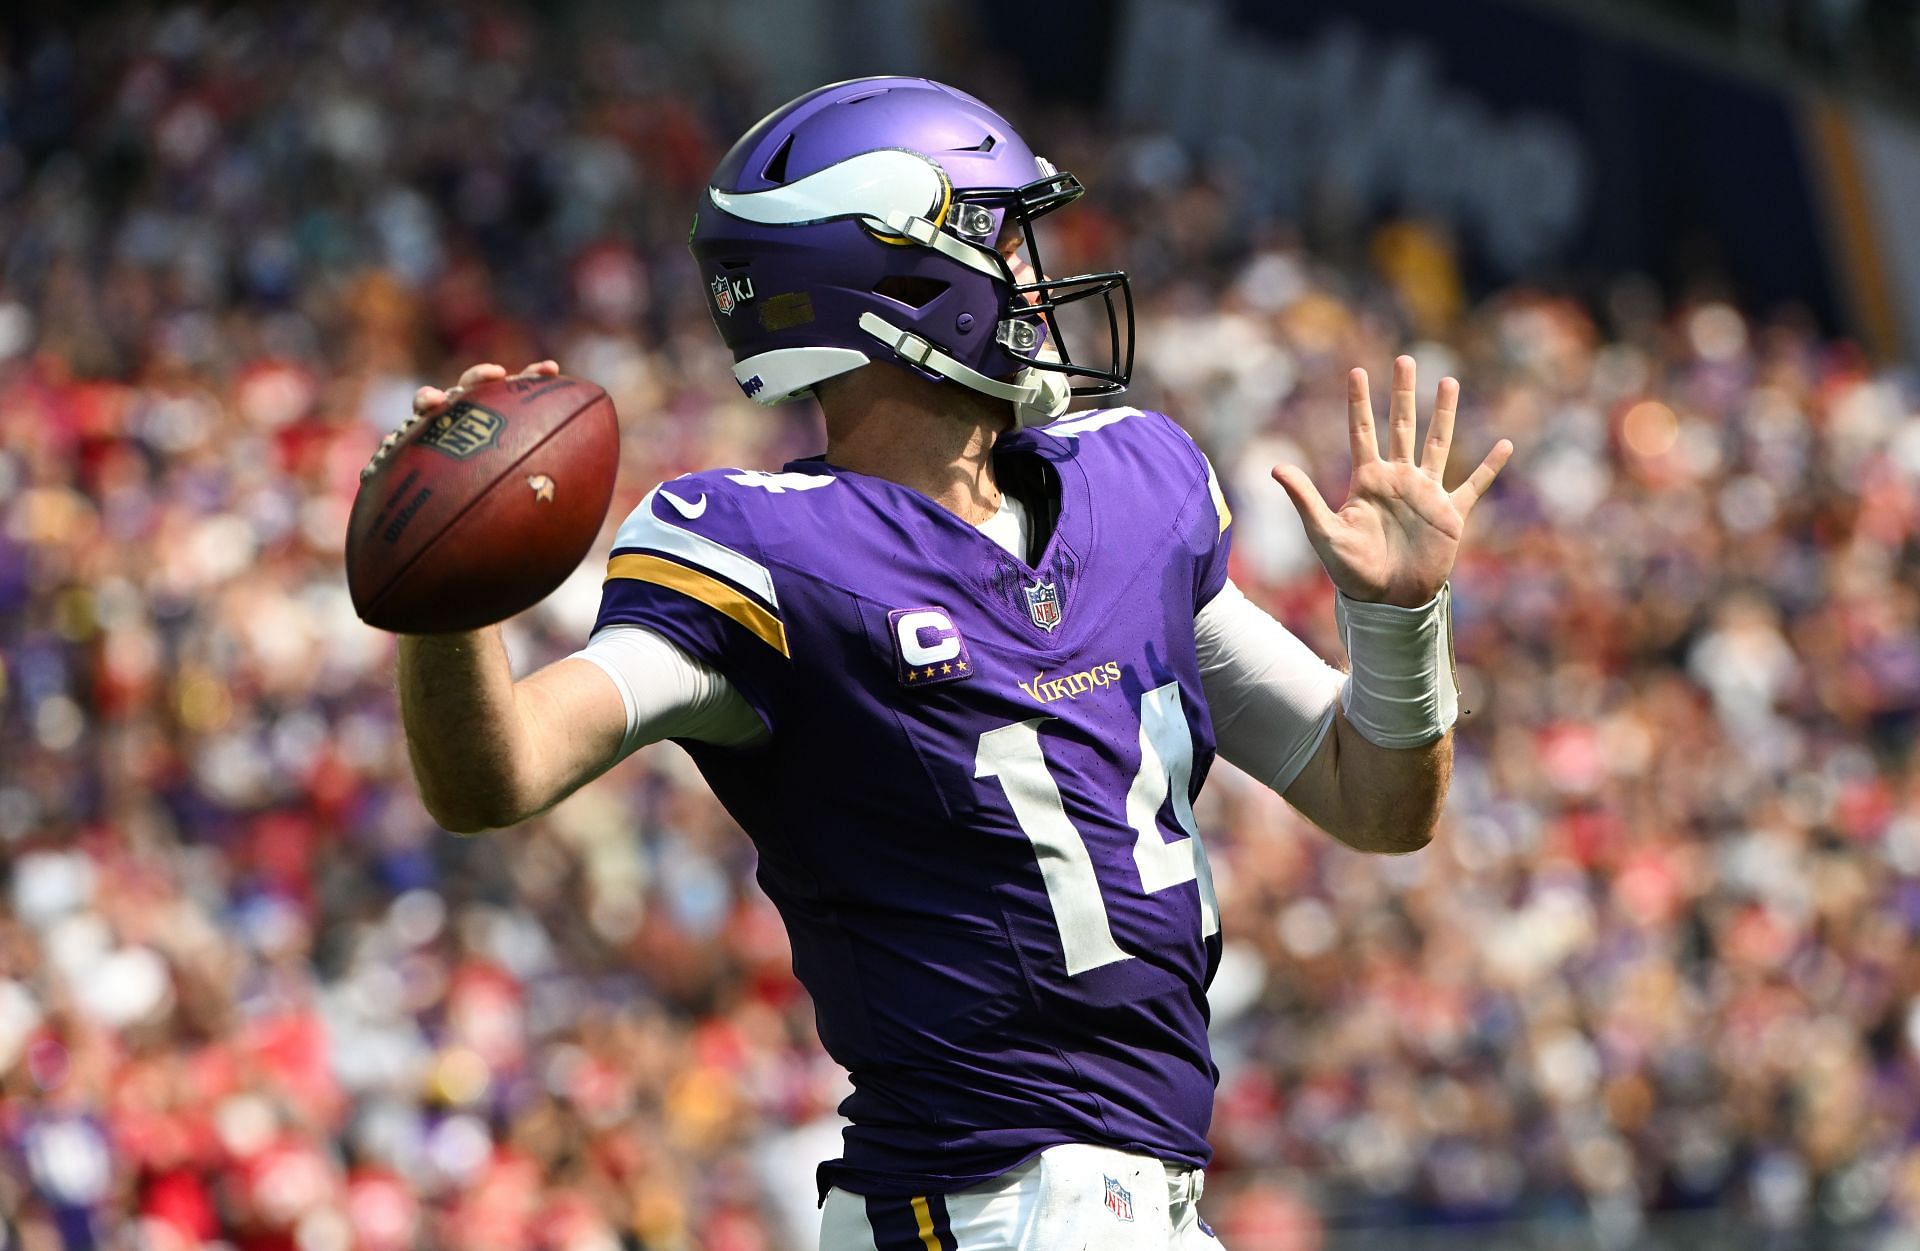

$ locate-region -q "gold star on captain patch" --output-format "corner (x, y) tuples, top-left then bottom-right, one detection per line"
(923, 667), (937, 679)
(940, 663), (952, 675)
(956, 660), (968, 671)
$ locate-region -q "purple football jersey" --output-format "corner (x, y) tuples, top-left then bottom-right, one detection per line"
(592, 408), (1235, 1197)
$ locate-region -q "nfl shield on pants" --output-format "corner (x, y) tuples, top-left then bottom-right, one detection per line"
(818, 1145), (1221, 1251)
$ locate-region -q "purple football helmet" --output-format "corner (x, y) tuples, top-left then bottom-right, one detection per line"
(689, 77), (1133, 427)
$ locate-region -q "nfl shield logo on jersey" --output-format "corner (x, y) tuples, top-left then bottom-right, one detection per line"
(711, 274), (737, 316)
(1103, 1175), (1134, 1222)
(1024, 579), (1062, 632)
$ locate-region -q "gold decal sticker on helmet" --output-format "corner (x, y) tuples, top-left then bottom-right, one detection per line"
(758, 292), (816, 332)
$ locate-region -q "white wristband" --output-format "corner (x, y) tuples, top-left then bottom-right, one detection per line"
(1334, 584), (1459, 748)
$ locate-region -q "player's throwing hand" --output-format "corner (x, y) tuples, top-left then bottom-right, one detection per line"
(411, 358), (560, 419)
(1272, 356), (1512, 608)
(359, 359), (561, 483)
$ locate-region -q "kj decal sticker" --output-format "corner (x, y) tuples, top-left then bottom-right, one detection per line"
(711, 274), (755, 316)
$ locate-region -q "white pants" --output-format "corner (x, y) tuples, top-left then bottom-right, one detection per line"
(820, 1143), (1222, 1251)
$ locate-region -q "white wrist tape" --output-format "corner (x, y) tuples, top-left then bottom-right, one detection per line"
(1334, 584), (1459, 748)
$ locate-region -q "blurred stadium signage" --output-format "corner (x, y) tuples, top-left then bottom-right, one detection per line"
(1108, 0), (1920, 361)
(1112, 2), (1590, 274)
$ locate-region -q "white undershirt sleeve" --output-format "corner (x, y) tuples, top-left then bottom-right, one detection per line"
(570, 625), (768, 759)
(1196, 579), (1348, 794)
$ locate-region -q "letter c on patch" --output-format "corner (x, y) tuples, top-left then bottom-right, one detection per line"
(895, 609), (961, 667)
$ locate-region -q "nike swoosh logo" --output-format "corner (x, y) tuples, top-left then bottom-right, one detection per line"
(659, 489), (707, 520)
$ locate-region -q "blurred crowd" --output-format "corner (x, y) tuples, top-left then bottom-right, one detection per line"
(5, 5), (1920, 1251)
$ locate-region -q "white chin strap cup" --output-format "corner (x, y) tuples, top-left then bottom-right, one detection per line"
(1018, 366), (1073, 428)
(857, 311), (1070, 428)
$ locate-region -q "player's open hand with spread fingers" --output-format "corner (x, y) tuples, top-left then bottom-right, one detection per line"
(1273, 356), (1513, 608)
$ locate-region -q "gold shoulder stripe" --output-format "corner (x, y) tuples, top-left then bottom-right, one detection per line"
(606, 553), (789, 658)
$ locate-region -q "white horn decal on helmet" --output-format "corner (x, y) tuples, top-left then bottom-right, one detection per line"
(709, 149), (946, 229)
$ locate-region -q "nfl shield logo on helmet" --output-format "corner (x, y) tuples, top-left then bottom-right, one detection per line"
(1103, 1176), (1134, 1222)
(711, 274), (737, 316)
(1024, 579), (1062, 632)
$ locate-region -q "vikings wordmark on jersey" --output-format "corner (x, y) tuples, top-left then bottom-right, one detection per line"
(592, 408), (1234, 1197)
(1019, 659), (1124, 704)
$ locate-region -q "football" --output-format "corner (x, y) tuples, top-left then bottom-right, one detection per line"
(345, 374), (619, 633)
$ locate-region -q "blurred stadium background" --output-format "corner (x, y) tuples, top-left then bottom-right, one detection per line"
(5, 1), (1920, 1248)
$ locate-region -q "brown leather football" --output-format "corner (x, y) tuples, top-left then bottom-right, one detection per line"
(345, 374), (619, 633)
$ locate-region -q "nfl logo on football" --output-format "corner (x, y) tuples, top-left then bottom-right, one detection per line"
(1024, 579), (1062, 632)
(1104, 1175), (1134, 1222)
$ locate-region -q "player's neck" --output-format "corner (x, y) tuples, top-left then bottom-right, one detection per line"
(818, 368), (1012, 525)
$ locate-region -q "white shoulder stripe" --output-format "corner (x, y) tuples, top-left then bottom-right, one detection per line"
(1203, 453), (1232, 534)
(1046, 407), (1142, 437)
(613, 487), (780, 609)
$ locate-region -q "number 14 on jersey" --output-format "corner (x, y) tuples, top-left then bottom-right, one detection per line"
(975, 681), (1221, 976)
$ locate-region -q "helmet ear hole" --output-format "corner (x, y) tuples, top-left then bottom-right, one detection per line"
(873, 276), (951, 309)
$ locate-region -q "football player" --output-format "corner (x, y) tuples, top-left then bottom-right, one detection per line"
(392, 78), (1510, 1250)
